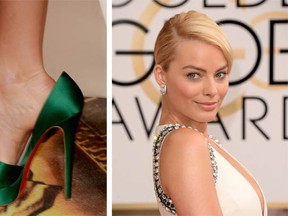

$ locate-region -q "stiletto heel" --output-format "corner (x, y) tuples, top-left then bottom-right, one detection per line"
(0, 72), (84, 206)
(58, 114), (82, 199)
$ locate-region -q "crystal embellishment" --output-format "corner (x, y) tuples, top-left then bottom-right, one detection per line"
(152, 124), (219, 215)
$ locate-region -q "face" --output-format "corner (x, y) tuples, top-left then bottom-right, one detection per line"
(155, 39), (229, 126)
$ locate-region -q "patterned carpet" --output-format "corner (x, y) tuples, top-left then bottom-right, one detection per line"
(0, 98), (106, 216)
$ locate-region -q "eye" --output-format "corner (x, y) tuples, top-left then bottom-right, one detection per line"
(187, 72), (201, 80)
(215, 72), (227, 79)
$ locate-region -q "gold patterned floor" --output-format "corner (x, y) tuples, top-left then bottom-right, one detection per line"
(0, 98), (106, 216)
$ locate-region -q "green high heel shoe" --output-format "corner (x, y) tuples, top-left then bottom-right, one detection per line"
(0, 72), (84, 205)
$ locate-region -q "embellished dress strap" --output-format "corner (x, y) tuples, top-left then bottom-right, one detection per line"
(152, 124), (218, 215)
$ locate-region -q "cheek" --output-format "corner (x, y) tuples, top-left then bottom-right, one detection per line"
(175, 81), (199, 98)
(218, 82), (229, 99)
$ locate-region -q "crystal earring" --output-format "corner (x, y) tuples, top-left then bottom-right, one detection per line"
(160, 84), (167, 95)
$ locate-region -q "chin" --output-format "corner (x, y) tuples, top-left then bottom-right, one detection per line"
(207, 116), (218, 123)
(196, 112), (218, 123)
(208, 112), (219, 122)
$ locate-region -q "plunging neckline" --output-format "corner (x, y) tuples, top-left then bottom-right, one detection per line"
(208, 137), (266, 216)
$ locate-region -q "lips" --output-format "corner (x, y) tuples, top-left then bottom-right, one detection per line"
(196, 102), (218, 111)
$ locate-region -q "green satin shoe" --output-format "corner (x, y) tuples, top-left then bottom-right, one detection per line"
(0, 72), (84, 206)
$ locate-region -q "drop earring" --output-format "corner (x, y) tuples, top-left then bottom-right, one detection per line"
(160, 84), (167, 95)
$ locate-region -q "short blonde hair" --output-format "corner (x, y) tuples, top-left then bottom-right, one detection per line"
(154, 10), (233, 72)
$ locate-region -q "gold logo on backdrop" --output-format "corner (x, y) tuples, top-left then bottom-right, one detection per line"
(131, 2), (288, 117)
(250, 11), (288, 91)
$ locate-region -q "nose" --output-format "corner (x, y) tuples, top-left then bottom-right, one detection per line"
(203, 78), (217, 97)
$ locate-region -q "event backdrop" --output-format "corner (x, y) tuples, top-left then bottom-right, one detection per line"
(44, 0), (106, 98)
(112, 0), (288, 206)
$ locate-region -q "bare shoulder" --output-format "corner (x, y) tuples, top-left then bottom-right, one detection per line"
(160, 127), (222, 215)
(160, 127), (211, 187)
(161, 127), (208, 156)
(160, 127), (210, 184)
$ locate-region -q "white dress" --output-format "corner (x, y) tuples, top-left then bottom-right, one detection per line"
(153, 124), (267, 216)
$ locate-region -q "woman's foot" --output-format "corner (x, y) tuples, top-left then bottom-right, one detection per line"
(0, 70), (55, 165)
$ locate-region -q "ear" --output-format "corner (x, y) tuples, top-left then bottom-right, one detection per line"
(154, 64), (166, 86)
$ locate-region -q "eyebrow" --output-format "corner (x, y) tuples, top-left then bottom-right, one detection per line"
(182, 64), (228, 72)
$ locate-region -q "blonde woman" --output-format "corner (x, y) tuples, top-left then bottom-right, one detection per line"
(153, 10), (267, 215)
